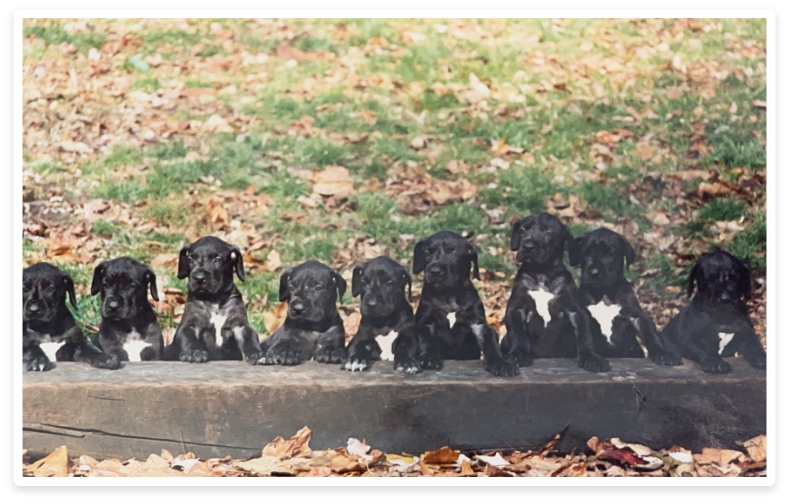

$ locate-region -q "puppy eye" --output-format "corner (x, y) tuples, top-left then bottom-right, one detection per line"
(315, 283), (323, 289)
(386, 280), (394, 285)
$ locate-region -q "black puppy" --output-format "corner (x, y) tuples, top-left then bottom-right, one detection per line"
(662, 250), (766, 374)
(164, 236), (263, 364)
(502, 213), (610, 372)
(395, 231), (518, 376)
(259, 260), (347, 366)
(342, 256), (415, 372)
(90, 257), (164, 362)
(23, 262), (120, 371)
(570, 228), (682, 365)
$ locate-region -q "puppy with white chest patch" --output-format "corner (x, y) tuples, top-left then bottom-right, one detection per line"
(163, 236), (264, 364)
(259, 261), (347, 366)
(569, 228), (682, 365)
(396, 231), (518, 377)
(23, 262), (120, 371)
(662, 250), (766, 374)
(342, 256), (416, 372)
(502, 213), (610, 372)
(90, 257), (164, 362)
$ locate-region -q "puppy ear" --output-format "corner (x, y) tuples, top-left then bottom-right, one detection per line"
(568, 237), (583, 267)
(90, 263), (105, 297)
(620, 235), (636, 269)
(332, 270), (347, 303)
(737, 260), (752, 300)
(177, 244), (191, 279)
(145, 267), (159, 302)
(687, 261), (702, 297)
(510, 218), (525, 252)
(351, 265), (363, 298)
(230, 246), (245, 282)
(63, 273), (78, 309)
(400, 266), (412, 302)
(278, 268), (292, 302)
(466, 242), (480, 280)
(412, 238), (427, 275)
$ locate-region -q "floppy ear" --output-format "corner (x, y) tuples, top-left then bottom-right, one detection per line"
(466, 241), (480, 280)
(230, 245), (245, 282)
(145, 267), (159, 302)
(177, 244), (191, 279)
(63, 273), (78, 309)
(413, 238), (428, 275)
(278, 268), (292, 302)
(332, 270), (347, 303)
(736, 260), (752, 300)
(351, 264), (363, 298)
(687, 261), (702, 297)
(510, 218), (525, 252)
(620, 235), (636, 269)
(90, 263), (105, 297)
(399, 266), (412, 302)
(568, 237), (583, 267)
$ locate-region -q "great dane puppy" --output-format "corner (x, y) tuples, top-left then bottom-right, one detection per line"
(662, 250), (766, 374)
(397, 231), (518, 377)
(90, 257), (164, 362)
(343, 256), (416, 372)
(502, 213), (610, 372)
(259, 260), (347, 366)
(23, 262), (120, 371)
(570, 228), (682, 365)
(164, 236), (264, 364)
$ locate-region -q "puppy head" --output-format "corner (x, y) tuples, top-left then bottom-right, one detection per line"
(91, 257), (158, 321)
(22, 262), (77, 323)
(688, 249), (751, 304)
(278, 261), (346, 323)
(177, 236), (244, 298)
(510, 212), (576, 265)
(352, 256), (411, 318)
(571, 228), (636, 287)
(412, 231), (479, 289)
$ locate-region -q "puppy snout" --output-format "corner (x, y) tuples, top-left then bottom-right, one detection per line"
(720, 292), (731, 301)
(589, 267), (601, 278)
(108, 299), (120, 309)
(365, 297), (379, 307)
(291, 301), (305, 315)
(27, 303), (40, 314)
(193, 270), (207, 283)
(522, 239), (536, 251)
(428, 265), (444, 275)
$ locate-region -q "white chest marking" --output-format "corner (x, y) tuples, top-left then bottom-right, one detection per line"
(529, 289), (555, 327)
(718, 332), (735, 355)
(39, 341), (64, 363)
(209, 304), (229, 334)
(587, 301), (622, 344)
(376, 330), (398, 361)
(123, 328), (152, 362)
(446, 312), (457, 329)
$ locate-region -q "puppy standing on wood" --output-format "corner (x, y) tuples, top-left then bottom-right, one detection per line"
(396, 231), (518, 376)
(90, 257), (164, 362)
(23, 262), (120, 371)
(502, 213), (610, 372)
(570, 228), (682, 365)
(259, 261), (347, 365)
(164, 236), (264, 364)
(662, 250), (766, 374)
(343, 256), (416, 372)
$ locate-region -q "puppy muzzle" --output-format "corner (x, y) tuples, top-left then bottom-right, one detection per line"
(23, 300), (49, 322)
(517, 240), (548, 263)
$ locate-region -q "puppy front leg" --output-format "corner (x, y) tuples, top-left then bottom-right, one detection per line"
(265, 331), (313, 366)
(174, 325), (210, 363)
(733, 321), (766, 370)
(673, 332), (732, 374)
(393, 325), (422, 374)
(472, 322), (519, 377)
(502, 302), (534, 367)
(140, 322), (164, 361)
(570, 309), (611, 373)
(24, 344), (54, 372)
(632, 308), (682, 366)
(315, 326), (346, 364)
(68, 327), (121, 370)
(343, 326), (381, 372)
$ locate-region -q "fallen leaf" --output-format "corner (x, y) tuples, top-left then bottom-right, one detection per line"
(27, 445), (70, 477)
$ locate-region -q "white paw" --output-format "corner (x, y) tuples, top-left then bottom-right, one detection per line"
(343, 359), (368, 372)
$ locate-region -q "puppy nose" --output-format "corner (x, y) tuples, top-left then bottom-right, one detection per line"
(428, 265), (443, 275)
(291, 302), (305, 314)
(721, 292), (731, 301)
(194, 271), (206, 282)
(366, 298), (379, 307)
(28, 303), (40, 313)
(590, 267), (600, 277)
(523, 240), (536, 250)
(108, 299), (119, 309)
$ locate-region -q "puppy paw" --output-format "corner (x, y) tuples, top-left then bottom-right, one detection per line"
(580, 353), (611, 373)
(747, 353), (767, 370)
(342, 357), (371, 372)
(701, 359), (732, 374)
(420, 349), (442, 370)
(180, 348), (209, 363)
(267, 345), (305, 366)
(514, 351), (534, 368)
(245, 350), (265, 365)
(26, 356), (54, 372)
(315, 346), (346, 364)
(394, 356), (421, 375)
(92, 353), (121, 370)
(650, 348), (683, 366)
(485, 356), (520, 377)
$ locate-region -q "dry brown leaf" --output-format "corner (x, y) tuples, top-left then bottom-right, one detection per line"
(27, 445), (70, 477)
(263, 302), (288, 334)
(743, 434), (766, 462)
(263, 426), (313, 460)
(312, 166), (356, 198)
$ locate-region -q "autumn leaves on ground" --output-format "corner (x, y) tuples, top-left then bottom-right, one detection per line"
(22, 18), (766, 477)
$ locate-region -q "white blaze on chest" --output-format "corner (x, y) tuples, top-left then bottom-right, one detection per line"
(376, 330), (398, 361)
(718, 332), (735, 355)
(123, 328), (152, 362)
(209, 304), (229, 334)
(587, 301), (622, 344)
(446, 312), (457, 329)
(39, 336), (64, 363)
(528, 289), (555, 327)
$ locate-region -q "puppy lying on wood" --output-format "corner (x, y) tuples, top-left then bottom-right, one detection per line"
(90, 257), (164, 362)
(662, 250), (766, 374)
(397, 231), (518, 377)
(259, 260), (347, 366)
(23, 262), (120, 371)
(502, 213), (610, 372)
(570, 228), (682, 365)
(343, 256), (416, 372)
(164, 236), (264, 364)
